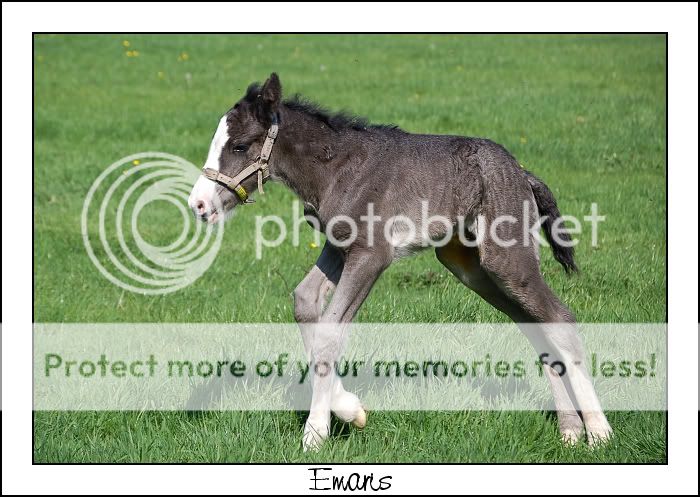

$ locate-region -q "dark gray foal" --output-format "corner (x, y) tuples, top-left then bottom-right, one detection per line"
(188, 73), (612, 450)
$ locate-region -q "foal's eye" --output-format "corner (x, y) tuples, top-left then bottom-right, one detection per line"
(232, 144), (249, 153)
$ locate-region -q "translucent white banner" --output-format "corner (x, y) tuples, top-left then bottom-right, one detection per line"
(33, 323), (666, 411)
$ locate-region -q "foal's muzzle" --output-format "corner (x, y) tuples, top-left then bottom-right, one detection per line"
(189, 198), (216, 223)
(187, 187), (226, 224)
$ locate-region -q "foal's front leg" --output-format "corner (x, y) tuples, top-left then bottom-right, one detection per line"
(294, 244), (366, 429)
(302, 249), (390, 451)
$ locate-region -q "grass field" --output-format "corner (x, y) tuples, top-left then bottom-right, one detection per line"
(33, 34), (666, 463)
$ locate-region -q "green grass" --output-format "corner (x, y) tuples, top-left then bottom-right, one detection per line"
(35, 411), (665, 463)
(33, 34), (666, 463)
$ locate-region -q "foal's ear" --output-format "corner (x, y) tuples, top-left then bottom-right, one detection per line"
(258, 72), (282, 117)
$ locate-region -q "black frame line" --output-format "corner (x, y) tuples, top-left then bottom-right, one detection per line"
(30, 31), (670, 467)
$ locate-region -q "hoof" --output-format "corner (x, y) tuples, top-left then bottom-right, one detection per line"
(587, 427), (613, 447)
(579, 412), (613, 447)
(561, 428), (583, 446)
(351, 407), (367, 429)
(303, 418), (329, 452)
(302, 436), (323, 452)
(331, 390), (365, 427)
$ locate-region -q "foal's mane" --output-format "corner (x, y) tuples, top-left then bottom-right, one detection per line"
(244, 83), (401, 132)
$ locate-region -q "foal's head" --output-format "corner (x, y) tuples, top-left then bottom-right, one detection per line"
(188, 73), (282, 223)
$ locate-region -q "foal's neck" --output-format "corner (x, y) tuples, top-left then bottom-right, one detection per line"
(269, 106), (352, 208)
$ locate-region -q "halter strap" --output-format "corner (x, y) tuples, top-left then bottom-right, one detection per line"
(201, 121), (279, 204)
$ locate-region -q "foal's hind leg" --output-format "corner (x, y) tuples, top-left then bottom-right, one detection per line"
(294, 242), (366, 430)
(436, 241), (585, 443)
(477, 238), (612, 445)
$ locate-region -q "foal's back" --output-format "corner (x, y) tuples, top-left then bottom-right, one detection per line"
(344, 127), (531, 222)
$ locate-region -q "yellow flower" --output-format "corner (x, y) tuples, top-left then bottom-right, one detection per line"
(122, 40), (130, 47)
(132, 50), (140, 57)
(520, 136), (527, 144)
(309, 242), (319, 249)
(132, 160), (140, 166)
(125, 50), (133, 57)
(157, 71), (165, 79)
(178, 52), (189, 62)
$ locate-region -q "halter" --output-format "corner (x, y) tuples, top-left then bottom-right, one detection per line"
(201, 120), (279, 204)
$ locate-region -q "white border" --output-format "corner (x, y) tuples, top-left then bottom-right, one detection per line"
(3, 2), (698, 495)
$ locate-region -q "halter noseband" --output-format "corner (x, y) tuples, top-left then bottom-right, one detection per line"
(201, 120), (279, 204)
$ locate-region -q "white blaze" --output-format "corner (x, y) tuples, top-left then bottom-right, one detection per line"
(188, 115), (229, 213)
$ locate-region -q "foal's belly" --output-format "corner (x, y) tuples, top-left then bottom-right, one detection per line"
(304, 201), (477, 261)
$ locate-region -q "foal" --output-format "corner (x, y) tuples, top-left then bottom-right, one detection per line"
(188, 73), (612, 450)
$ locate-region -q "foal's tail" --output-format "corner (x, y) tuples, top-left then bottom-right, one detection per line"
(524, 170), (579, 274)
